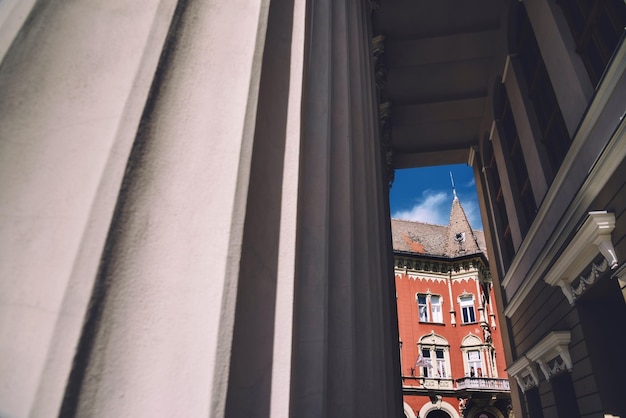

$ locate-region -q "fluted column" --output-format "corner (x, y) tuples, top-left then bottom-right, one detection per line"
(290, 0), (401, 417)
(0, 1), (178, 416)
(61, 1), (272, 416)
(1, 1), (402, 416)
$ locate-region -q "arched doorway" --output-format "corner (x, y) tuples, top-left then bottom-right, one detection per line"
(419, 400), (460, 418)
(426, 410), (452, 418)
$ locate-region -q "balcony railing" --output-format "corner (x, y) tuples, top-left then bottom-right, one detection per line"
(401, 376), (510, 392)
(402, 376), (454, 390)
(455, 377), (510, 391)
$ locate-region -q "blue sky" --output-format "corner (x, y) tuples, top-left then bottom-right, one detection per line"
(389, 164), (483, 231)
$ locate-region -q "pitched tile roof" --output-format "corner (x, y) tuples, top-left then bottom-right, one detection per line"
(391, 197), (487, 259)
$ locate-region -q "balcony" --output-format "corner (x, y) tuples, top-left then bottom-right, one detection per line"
(401, 376), (457, 397)
(401, 375), (510, 397)
(455, 377), (510, 391)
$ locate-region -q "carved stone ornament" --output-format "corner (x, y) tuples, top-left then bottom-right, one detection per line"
(570, 257), (609, 300)
(546, 355), (567, 376)
(526, 331), (572, 381)
(372, 35), (388, 92)
(544, 211), (618, 304)
(506, 356), (539, 393)
(520, 373), (538, 391)
(378, 101), (394, 187)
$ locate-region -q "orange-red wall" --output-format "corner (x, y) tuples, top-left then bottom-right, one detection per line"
(396, 270), (508, 416)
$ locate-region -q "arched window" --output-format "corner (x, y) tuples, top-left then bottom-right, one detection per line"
(461, 334), (486, 377)
(417, 333), (451, 378)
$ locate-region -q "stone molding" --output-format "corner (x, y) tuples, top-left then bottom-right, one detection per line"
(543, 211), (617, 303)
(506, 355), (538, 393)
(507, 331), (572, 392)
(394, 255), (491, 280)
(506, 356), (538, 393)
(525, 331), (572, 381)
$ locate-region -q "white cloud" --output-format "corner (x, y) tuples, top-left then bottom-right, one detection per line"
(465, 177), (475, 188)
(392, 190), (449, 225)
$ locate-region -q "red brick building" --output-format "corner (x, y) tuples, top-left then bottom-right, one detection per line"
(393, 194), (511, 418)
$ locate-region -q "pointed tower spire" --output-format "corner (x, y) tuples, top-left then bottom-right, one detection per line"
(450, 171), (457, 200)
(446, 193), (481, 257)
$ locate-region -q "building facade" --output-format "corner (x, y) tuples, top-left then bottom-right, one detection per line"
(0, 0), (625, 417)
(393, 197), (511, 418)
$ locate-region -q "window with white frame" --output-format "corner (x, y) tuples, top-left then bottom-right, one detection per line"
(417, 294), (429, 322)
(416, 293), (444, 323)
(461, 334), (487, 377)
(467, 350), (483, 377)
(460, 294), (476, 324)
(417, 333), (451, 378)
(431, 295), (443, 322)
(434, 348), (447, 378)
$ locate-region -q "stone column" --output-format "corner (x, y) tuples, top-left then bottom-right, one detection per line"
(1, 0), (402, 416)
(290, 0), (402, 417)
(0, 1), (178, 416)
(59, 0), (273, 416)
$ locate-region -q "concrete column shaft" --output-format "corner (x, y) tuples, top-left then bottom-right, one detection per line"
(291, 0), (401, 416)
(64, 1), (271, 416)
(0, 1), (178, 416)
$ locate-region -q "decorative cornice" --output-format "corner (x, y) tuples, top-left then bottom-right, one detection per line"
(394, 254), (491, 281)
(571, 258), (610, 300)
(507, 331), (573, 390)
(373, 35), (387, 92)
(526, 331), (572, 381)
(506, 356), (538, 393)
(379, 101), (394, 187)
(543, 211), (617, 303)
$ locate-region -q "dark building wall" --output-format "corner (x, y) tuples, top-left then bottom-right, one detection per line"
(476, 1), (626, 417)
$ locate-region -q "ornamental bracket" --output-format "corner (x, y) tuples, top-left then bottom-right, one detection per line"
(544, 211), (618, 303)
